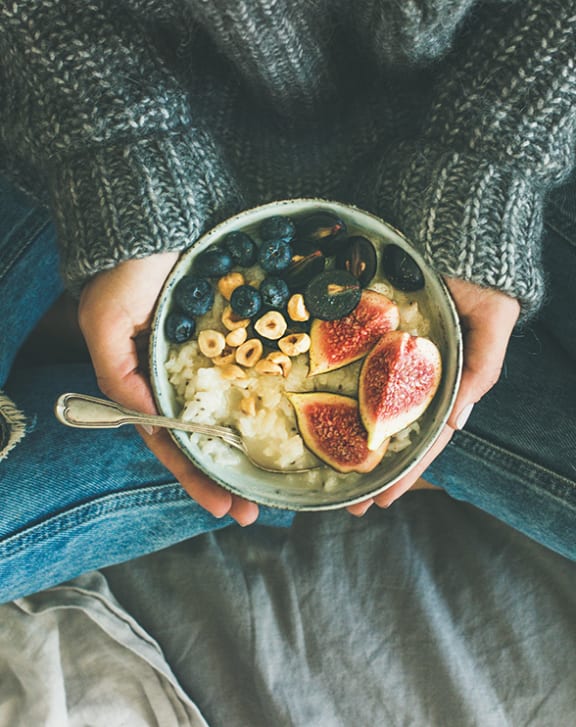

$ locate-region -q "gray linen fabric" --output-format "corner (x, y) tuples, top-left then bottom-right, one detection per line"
(1, 492), (574, 725)
(103, 492), (576, 727)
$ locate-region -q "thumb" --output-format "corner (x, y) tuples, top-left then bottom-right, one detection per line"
(449, 316), (508, 425)
(445, 280), (520, 430)
(78, 253), (178, 415)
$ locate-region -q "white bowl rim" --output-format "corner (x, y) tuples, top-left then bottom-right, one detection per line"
(149, 197), (463, 510)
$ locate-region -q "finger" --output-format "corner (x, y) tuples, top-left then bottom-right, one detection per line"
(83, 307), (156, 415)
(140, 426), (261, 525)
(139, 427), (233, 519)
(79, 253), (179, 414)
(374, 423), (454, 508)
(227, 497), (260, 526)
(347, 499), (374, 517)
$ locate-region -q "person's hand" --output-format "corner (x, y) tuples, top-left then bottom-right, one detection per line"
(78, 252), (260, 526)
(347, 277), (520, 516)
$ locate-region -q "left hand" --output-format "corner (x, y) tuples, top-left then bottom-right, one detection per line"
(347, 277), (521, 516)
(78, 252), (260, 526)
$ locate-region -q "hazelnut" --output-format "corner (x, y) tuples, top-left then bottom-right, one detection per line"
(287, 293), (310, 322)
(254, 358), (283, 376)
(222, 305), (251, 331)
(278, 332), (311, 356)
(235, 338), (264, 368)
(266, 351), (292, 377)
(240, 394), (257, 416)
(219, 363), (247, 380)
(225, 327), (248, 347)
(217, 271), (245, 300)
(197, 329), (226, 358)
(212, 346), (236, 366)
(253, 310), (287, 341)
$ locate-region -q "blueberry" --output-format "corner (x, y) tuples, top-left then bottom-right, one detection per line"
(164, 311), (196, 343)
(173, 275), (214, 316)
(260, 276), (290, 309)
(260, 215), (296, 243)
(258, 239), (293, 273)
(222, 231), (258, 267)
(230, 285), (263, 318)
(194, 247), (233, 278)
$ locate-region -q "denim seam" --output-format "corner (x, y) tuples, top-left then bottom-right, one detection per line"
(454, 429), (576, 503)
(544, 199), (576, 248)
(0, 213), (51, 278)
(0, 481), (187, 557)
(545, 218), (576, 248)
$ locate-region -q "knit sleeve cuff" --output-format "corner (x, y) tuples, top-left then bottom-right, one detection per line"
(49, 129), (244, 294)
(354, 142), (547, 319)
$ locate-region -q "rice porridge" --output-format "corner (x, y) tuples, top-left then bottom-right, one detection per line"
(163, 209), (439, 490)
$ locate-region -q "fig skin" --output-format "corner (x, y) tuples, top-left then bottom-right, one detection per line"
(288, 392), (389, 473)
(294, 212), (347, 255)
(381, 244), (425, 292)
(282, 246), (326, 291)
(335, 236), (378, 287)
(359, 330), (442, 451)
(304, 269), (361, 321)
(308, 289), (399, 376)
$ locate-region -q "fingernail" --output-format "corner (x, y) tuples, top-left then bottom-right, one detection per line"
(235, 513), (259, 527)
(351, 501), (373, 517)
(142, 424), (156, 436)
(456, 403), (474, 430)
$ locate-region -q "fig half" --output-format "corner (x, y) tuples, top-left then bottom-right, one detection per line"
(304, 270), (361, 321)
(288, 392), (389, 473)
(359, 330), (441, 451)
(308, 289), (399, 375)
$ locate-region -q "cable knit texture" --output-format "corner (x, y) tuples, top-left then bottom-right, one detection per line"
(1, 0), (575, 312)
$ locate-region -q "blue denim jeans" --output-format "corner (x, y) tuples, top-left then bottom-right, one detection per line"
(1, 176), (574, 603)
(0, 183), (294, 604)
(426, 177), (576, 559)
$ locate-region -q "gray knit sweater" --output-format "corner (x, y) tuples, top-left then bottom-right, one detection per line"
(1, 0), (575, 313)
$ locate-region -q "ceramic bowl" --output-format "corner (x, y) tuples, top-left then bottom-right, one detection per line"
(149, 199), (462, 510)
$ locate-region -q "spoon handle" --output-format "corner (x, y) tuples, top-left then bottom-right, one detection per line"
(55, 393), (161, 429)
(54, 393), (243, 445)
(55, 392), (320, 474)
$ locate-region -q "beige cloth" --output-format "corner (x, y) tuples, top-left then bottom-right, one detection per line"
(0, 572), (209, 727)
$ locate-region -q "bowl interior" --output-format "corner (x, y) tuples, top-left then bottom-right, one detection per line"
(149, 198), (462, 510)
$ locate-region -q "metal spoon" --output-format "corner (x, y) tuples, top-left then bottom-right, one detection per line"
(54, 392), (321, 475)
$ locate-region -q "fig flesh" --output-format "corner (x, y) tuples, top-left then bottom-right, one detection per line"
(359, 330), (441, 451)
(288, 392), (389, 473)
(308, 289), (399, 376)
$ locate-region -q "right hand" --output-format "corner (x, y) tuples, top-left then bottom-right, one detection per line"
(347, 277), (520, 516)
(78, 252), (260, 527)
